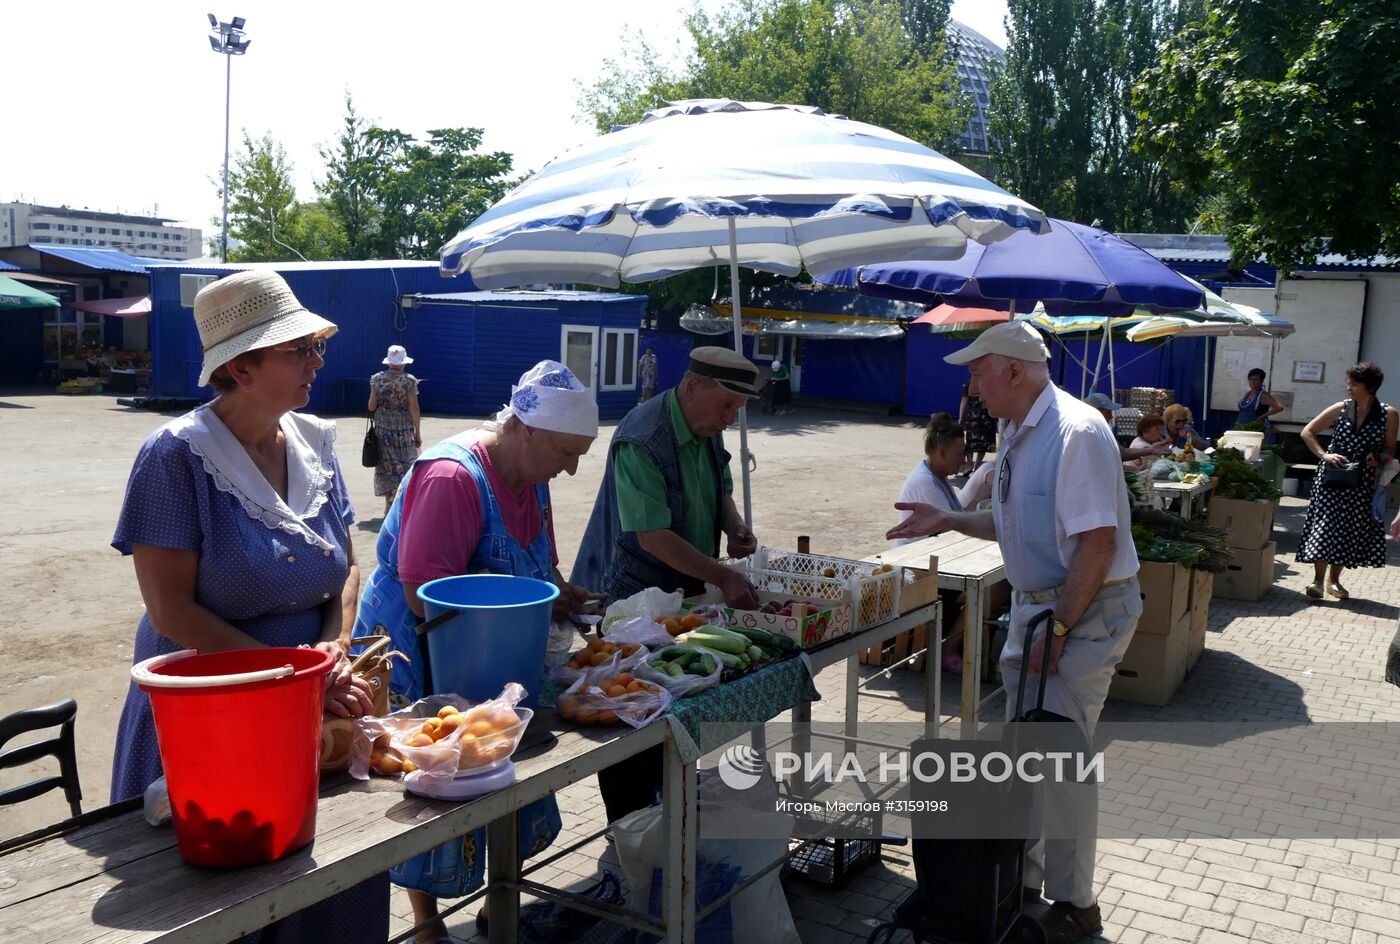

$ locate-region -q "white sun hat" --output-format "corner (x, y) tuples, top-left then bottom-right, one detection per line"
(193, 270), (338, 387)
(383, 344), (414, 366)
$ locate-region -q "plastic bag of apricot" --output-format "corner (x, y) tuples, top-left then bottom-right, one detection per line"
(347, 684), (530, 787)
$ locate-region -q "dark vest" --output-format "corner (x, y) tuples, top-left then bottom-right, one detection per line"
(571, 393), (730, 604)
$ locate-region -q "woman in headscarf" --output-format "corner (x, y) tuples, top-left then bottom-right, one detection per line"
(354, 360), (600, 944)
(369, 344), (421, 513)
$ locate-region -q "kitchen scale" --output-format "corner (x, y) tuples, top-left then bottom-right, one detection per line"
(404, 757), (517, 801)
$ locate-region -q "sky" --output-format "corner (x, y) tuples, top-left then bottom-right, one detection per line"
(0, 1), (1008, 238)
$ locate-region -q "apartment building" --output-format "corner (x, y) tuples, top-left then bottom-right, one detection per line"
(0, 202), (201, 260)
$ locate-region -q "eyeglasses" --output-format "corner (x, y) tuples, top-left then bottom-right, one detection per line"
(270, 337), (327, 360)
(997, 452), (1012, 504)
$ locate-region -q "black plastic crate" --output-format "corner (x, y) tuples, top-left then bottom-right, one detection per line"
(787, 807), (882, 887)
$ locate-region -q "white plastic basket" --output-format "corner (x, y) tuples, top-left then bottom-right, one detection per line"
(740, 547), (902, 630)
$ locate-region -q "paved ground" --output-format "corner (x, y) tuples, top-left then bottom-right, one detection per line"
(4, 391), (1400, 943)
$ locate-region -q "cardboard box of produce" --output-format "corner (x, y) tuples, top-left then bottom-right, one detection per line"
(1187, 568), (1212, 669)
(1110, 612), (1189, 706)
(1213, 541), (1276, 602)
(1207, 497), (1276, 550)
(1136, 560), (1190, 635)
(684, 590), (853, 650)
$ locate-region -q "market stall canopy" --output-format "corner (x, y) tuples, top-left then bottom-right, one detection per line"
(440, 98), (1048, 288)
(1126, 312), (1295, 342)
(914, 302), (1012, 334)
(681, 285), (919, 340)
(813, 217), (1204, 316)
(0, 275), (60, 309)
(67, 295), (152, 318)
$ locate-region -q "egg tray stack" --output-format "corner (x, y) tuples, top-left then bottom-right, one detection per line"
(740, 547), (902, 630)
(1116, 387), (1174, 417)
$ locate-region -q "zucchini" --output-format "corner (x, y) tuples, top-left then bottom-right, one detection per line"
(747, 645), (766, 663)
(683, 631), (750, 655)
(727, 625), (788, 649)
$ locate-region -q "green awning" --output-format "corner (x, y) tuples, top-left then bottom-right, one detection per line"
(0, 275), (60, 310)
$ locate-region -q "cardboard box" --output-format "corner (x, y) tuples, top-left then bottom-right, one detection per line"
(1213, 541), (1276, 602)
(1207, 497), (1276, 550)
(1187, 569), (1212, 669)
(684, 590), (853, 650)
(1110, 612), (1190, 706)
(1136, 561), (1190, 635)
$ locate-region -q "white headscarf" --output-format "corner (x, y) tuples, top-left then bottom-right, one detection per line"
(494, 360), (599, 438)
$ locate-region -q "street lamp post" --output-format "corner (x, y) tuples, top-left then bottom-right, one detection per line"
(207, 14), (250, 263)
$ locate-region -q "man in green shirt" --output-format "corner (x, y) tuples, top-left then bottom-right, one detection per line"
(573, 346), (763, 610)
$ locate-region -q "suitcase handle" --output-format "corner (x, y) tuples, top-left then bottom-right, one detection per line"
(1013, 608), (1057, 718)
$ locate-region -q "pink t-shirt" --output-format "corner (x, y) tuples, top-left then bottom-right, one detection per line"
(397, 439), (558, 586)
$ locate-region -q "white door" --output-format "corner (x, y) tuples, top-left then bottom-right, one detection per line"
(561, 325), (599, 394)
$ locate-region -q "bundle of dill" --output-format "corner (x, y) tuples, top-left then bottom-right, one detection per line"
(1130, 506), (1235, 572)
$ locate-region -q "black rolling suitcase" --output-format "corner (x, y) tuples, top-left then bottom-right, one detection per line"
(868, 608), (1083, 944)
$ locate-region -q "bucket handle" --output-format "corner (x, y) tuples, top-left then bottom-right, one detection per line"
(413, 609), (462, 637)
(131, 649), (296, 688)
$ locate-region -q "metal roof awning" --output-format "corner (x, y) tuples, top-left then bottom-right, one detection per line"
(29, 245), (168, 274)
(680, 303), (906, 340)
(68, 295), (152, 318)
(0, 271), (82, 287)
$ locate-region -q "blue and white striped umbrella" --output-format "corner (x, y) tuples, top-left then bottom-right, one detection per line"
(440, 99), (1048, 288)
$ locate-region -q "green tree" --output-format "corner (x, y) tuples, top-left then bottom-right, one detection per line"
(315, 95), (516, 259)
(216, 131), (342, 262)
(990, 0), (1202, 231)
(317, 93), (382, 259)
(580, 0), (969, 151)
(1135, 0), (1400, 267)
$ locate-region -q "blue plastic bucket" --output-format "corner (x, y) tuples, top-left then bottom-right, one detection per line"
(416, 574), (560, 709)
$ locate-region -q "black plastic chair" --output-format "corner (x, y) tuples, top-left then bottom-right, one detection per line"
(0, 698), (82, 817)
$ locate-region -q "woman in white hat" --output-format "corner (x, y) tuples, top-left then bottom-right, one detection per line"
(368, 344), (421, 513)
(354, 360), (601, 943)
(109, 269), (387, 941)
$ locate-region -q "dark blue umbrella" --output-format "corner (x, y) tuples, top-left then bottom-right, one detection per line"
(814, 217), (1203, 316)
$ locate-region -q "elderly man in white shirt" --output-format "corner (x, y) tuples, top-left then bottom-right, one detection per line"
(889, 321), (1140, 944)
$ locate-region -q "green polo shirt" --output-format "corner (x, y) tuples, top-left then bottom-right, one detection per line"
(614, 390), (733, 556)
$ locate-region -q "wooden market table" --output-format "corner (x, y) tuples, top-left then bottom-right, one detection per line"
(868, 533), (1008, 739)
(0, 602), (941, 944)
(1152, 478), (1214, 519)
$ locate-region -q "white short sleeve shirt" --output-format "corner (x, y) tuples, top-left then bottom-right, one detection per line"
(992, 383), (1139, 591)
(893, 460), (964, 546)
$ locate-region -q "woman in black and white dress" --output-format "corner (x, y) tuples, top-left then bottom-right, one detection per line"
(893, 413), (968, 672)
(1297, 362), (1397, 600)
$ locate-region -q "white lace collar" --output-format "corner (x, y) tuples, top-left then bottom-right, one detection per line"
(167, 403), (339, 551)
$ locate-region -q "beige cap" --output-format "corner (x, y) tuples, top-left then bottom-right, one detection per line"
(194, 270), (338, 387)
(688, 346), (764, 397)
(943, 321), (1050, 366)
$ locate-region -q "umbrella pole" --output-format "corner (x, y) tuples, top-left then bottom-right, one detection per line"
(1108, 321), (1117, 393)
(727, 218), (754, 526)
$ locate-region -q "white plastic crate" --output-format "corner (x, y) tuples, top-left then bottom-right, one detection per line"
(740, 547), (902, 630)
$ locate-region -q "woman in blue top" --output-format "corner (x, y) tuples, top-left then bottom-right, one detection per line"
(110, 270), (385, 943)
(354, 360), (600, 944)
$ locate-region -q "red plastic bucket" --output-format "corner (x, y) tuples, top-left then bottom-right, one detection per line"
(133, 647), (334, 868)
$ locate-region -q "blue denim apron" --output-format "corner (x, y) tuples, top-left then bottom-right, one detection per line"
(353, 437), (561, 897)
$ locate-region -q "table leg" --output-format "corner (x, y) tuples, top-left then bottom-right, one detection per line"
(960, 582), (985, 740)
(927, 603), (941, 738)
(844, 653), (859, 754)
(662, 742), (697, 944)
(486, 814), (520, 944)
(791, 697), (813, 798)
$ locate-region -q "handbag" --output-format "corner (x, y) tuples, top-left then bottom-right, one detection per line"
(320, 633), (408, 771)
(1322, 461), (1363, 489)
(360, 416), (380, 468)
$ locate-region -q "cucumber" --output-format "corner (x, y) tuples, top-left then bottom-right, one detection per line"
(730, 624), (798, 652)
(665, 662), (685, 677)
(695, 624), (751, 645)
(695, 652), (718, 676)
(747, 645), (765, 663)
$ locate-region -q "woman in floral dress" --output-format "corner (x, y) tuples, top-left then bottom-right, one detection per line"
(369, 344), (421, 512)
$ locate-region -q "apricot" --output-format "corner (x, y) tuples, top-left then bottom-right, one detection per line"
(615, 672), (634, 685)
(467, 719), (497, 738)
(374, 752), (403, 775)
(402, 759), (418, 773)
(606, 684), (627, 698)
(598, 709), (619, 725)
(405, 733), (433, 748)
(626, 680), (644, 693)
(437, 704), (461, 719)
(439, 713), (467, 736)
(576, 707), (599, 725)
(557, 695), (579, 720)
(589, 651), (611, 666)
(680, 613), (704, 631)
(662, 617), (683, 636)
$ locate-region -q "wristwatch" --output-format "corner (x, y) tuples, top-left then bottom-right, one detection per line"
(1051, 618), (1072, 638)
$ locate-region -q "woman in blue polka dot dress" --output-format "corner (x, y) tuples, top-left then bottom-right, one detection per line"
(110, 270), (388, 943)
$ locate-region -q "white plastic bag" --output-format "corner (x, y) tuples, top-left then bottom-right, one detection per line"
(604, 614), (678, 648)
(143, 775), (172, 827)
(600, 587), (684, 635)
(636, 652), (723, 698)
(613, 798), (799, 944)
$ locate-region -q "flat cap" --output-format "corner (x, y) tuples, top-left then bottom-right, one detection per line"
(688, 346), (763, 397)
